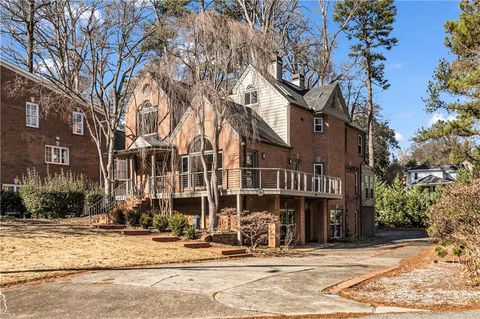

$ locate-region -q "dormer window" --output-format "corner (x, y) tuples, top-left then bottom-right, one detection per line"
(137, 102), (158, 136)
(244, 85), (257, 106)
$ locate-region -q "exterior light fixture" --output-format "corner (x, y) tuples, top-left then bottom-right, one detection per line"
(262, 153), (266, 159)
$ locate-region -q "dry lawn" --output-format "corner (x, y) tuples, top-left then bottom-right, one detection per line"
(0, 220), (220, 286)
(343, 247), (480, 311)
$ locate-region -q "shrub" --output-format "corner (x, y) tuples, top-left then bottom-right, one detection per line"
(435, 246), (448, 258)
(184, 224), (197, 240)
(153, 214), (169, 232)
(428, 178), (480, 282)
(20, 169), (88, 218)
(0, 190), (26, 215)
(110, 207), (126, 225)
(240, 211), (278, 249)
(125, 209), (141, 226)
(140, 213), (153, 229)
(85, 187), (103, 205)
(169, 213), (188, 236)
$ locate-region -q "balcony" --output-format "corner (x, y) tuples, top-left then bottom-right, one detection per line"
(150, 168), (342, 199)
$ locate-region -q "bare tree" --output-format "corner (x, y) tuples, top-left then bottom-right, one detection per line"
(0, 0), (50, 72)
(24, 0), (156, 195)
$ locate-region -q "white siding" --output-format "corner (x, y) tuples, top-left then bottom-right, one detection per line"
(230, 68), (290, 144)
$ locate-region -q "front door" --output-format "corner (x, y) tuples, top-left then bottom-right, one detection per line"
(244, 150), (258, 188)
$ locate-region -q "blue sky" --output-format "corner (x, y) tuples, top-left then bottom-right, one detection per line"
(304, 0), (460, 153)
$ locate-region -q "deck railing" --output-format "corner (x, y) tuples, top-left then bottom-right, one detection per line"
(150, 167), (342, 197)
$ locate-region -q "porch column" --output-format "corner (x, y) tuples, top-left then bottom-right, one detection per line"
(151, 152), (156, 198)
(318, 199), (329, 244)
(201, 196), (206, 229)
(268, 194), (281, 248)
(298, 196), (306, 245)
(236, 193), (243, 245)
(128, 157), (134, 194)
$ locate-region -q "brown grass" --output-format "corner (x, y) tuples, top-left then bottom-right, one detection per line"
(341, 247), (480, 311)
(0, 220), (220, 286)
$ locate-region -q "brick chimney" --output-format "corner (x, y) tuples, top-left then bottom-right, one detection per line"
(268, 56), (282, 80)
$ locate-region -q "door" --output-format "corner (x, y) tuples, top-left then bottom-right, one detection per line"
(280, 209), (296, 245)
(313, 163), (324, 192)
(305, 208), (311, 242)
(329, 209), (344, 239)
(244, 150), (258, 188)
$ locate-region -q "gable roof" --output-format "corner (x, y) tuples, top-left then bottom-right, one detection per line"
(412, 174), (455, 186)
(127, 135), (171, 151)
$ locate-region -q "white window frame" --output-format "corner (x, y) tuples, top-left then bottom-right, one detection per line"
(26, 102), (39, 128)
(45, 145), (69, 165)
(358, 135), (363, 155)
(72, 111), (84, 135)
(313, 163), (324, 176)
(2, 184), (21, 192)
(314, 117), (324, 132)
(114, 159), (128, 180)
(244, 85), (258, 106)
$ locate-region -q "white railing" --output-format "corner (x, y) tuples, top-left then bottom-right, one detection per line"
(151, 167), (342, 197)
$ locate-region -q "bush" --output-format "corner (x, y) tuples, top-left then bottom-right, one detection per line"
(240, 211), (278, 249)
(125, 209), (141, 226)
(110, 207), (126, 225)
(428, 178), (480, 283)
(85, 187), (103, 205)
(0, 190), (25, 215)
(140, 213), (153, 229)
(376, 177), (439, 228)
(20, 169), (88, 218)
(169, 213), (188, 236)
(153, 214), (169, 232)
(184, 224), (197, 240)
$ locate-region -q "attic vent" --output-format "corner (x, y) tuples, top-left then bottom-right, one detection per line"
(275, 84), (292, 98)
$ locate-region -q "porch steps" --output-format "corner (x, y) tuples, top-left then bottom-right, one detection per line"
(152, 236), (180, 243)
(93, 224), (126, 230)
(183, 242), (211, 249)
(220, 248), (247, 256)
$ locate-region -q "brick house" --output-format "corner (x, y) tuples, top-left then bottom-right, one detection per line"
(114, 57), (375, 244)
(0, 60), (101, 190)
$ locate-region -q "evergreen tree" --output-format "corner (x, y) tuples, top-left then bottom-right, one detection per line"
(334, 0), (398, 168)
(416, 0), (480, 168)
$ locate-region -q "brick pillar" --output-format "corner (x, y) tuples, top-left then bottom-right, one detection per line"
(236, 193), (243, 244)
(318, 199), (329, 244)
(200, 196), (206, 229)
(298, 196), (306, 245)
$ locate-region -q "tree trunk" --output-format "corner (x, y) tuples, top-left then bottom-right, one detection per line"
(365, 67), (374, 168)
(27, 0), (35, 73)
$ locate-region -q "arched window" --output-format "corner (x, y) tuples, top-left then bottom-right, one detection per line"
(188, 135), (213, 154)
(137, 101), (158, 136)
(244, 84), (258, 106)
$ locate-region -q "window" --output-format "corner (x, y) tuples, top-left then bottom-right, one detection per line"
(45, 145), (69, 165)
(26, 102), (39, 128)
(313, 163), (324, 176)
(358, 135), (363, 155)
(72, 111), (84, 135)
(364, 175), (374, 198)
(137, 102), (158, 135)
(244, 85), (258, 106)
(354, 171), (358, 195)
(414, 172), (418, 180)
(2, 184), (21, 192)
(114, 159), (128, 180)
(314, 117), (324, 132)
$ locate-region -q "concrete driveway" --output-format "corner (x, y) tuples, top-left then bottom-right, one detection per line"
(1, 230), (435, 319)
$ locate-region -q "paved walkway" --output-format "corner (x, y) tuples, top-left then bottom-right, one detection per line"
(1, 230), (439, 319)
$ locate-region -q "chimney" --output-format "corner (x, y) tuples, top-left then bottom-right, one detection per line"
(291, 67), (305, 89)
(291, 72), (305, 89)
(268, 55), (282, 80)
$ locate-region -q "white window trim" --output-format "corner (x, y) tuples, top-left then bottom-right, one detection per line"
(314, 117), (324, 133)
(358, 135), (363, 155)
(26, 102), (39, 128)
(2, 184), (21, 192)
(244, 85), (258, 106)
(313, 163), (324, 176)
(114, 159), (128, 180)
(45, 145), (70, 166)
(72, 111), (84, 135)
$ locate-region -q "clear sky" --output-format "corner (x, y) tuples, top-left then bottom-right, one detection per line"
(303, 0), (461, 153)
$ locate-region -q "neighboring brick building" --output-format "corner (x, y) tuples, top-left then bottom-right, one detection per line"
(114, 57), (375, 244)
(0, 60), (101, 190)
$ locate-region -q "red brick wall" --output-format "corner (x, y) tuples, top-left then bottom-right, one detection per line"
(0, 65), (101, 186)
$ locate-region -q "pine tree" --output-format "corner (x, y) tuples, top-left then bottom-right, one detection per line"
(334, 0), (398, 168)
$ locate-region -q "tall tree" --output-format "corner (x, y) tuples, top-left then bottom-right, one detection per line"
(0, 0), (50, 72)
(334, 0), (397, 168)
(416, 0), (480, 168)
